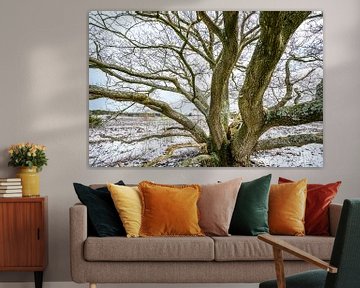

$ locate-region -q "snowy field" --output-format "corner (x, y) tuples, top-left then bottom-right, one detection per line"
(89, 115), (323, 167)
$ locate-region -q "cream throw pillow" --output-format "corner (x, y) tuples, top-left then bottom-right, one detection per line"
(107, 183), (142, 237)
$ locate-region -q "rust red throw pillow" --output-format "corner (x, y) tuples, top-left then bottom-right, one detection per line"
(278, 177), (341, 236)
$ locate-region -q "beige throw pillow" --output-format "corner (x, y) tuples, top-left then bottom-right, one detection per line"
(198, 178), (242, 236)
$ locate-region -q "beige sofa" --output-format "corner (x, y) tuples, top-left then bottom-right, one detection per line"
(70, 203), (342, 288)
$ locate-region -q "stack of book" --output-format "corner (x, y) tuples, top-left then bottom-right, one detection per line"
(0, 178), (22, 197)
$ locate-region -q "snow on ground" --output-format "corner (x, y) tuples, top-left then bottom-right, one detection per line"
(89, 115), (199, 167)
(259, 122), (323, 140)
(89, 115), (323, 167)
(251, 122), (323, 167)
(251, 144), (323, 167)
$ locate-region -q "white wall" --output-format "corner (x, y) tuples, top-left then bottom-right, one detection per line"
(0, 0), (359, 283)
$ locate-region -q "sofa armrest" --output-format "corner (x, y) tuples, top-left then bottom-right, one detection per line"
(329, 203), (342, 237)
(69, 203), (88, 283)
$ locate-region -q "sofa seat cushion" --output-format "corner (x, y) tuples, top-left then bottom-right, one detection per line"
(212, 236), (334, 261)
(84, 236), (214, 261)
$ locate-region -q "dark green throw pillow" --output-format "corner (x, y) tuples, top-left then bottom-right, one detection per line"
(229, 174), (272, 236)
(73, 181), (126, 237)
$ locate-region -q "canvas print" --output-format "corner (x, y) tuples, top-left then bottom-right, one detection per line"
(89, 11), (323, 167)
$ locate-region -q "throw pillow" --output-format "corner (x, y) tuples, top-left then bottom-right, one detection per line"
(107, 183), (142, 238)
(269, 179), (307, 236)
(73, 181), (126, 237)
(229, 174), (272, 236)
(279, 177), (341, 236)
(198, 178), (242, 236)
(138, 181), (203, 237)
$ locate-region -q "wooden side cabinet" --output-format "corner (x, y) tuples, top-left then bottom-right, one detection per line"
(0, 197), (47, 288)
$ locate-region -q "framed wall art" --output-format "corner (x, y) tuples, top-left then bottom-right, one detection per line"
(89, 11), (323, 167)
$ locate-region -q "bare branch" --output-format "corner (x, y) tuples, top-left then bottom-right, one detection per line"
(135, 11), (215, 65)
(89, 131), (194, 144)
(264, 99), (323, 130)
(90, 57), (179, 85)
(96, 65), (180, 94)
(144, 142), (206, 167)
(197, 11), (223, 41)
(89, 85), (208, 143)
(90, 57), (209, 116)
(254, 133), (323, 152)
(270, 55), (319, 110)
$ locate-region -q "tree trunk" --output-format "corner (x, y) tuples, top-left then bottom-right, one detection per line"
(230, 11), (311, 166)
(207, 12), (239, 165)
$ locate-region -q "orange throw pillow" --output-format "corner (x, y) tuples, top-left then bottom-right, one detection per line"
(138, 181), (204, 237)
(269, 179), (307, 236)
(278, 177), (341, 235)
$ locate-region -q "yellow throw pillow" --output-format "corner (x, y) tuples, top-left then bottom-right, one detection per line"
(138, 181), (204, 237)
(107, 183), (142, 238)
(269, 179), (307, 236)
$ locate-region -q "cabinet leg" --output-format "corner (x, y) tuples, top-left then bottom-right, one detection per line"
(34, 271), (43, 288)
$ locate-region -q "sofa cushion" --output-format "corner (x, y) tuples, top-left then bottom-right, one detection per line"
(212, 236), (334, 261)
(198, 178), (242, 236)
(269, 179), (307, 236)
(229, 174), (271, 236)
(108, 184), (142, 238)
(73, 181), (126, 237)
(139, 181), (203, 237)
(84, 236), (214, 261)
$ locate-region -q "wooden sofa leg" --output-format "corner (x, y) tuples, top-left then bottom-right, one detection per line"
(89, 283), (96, 288)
